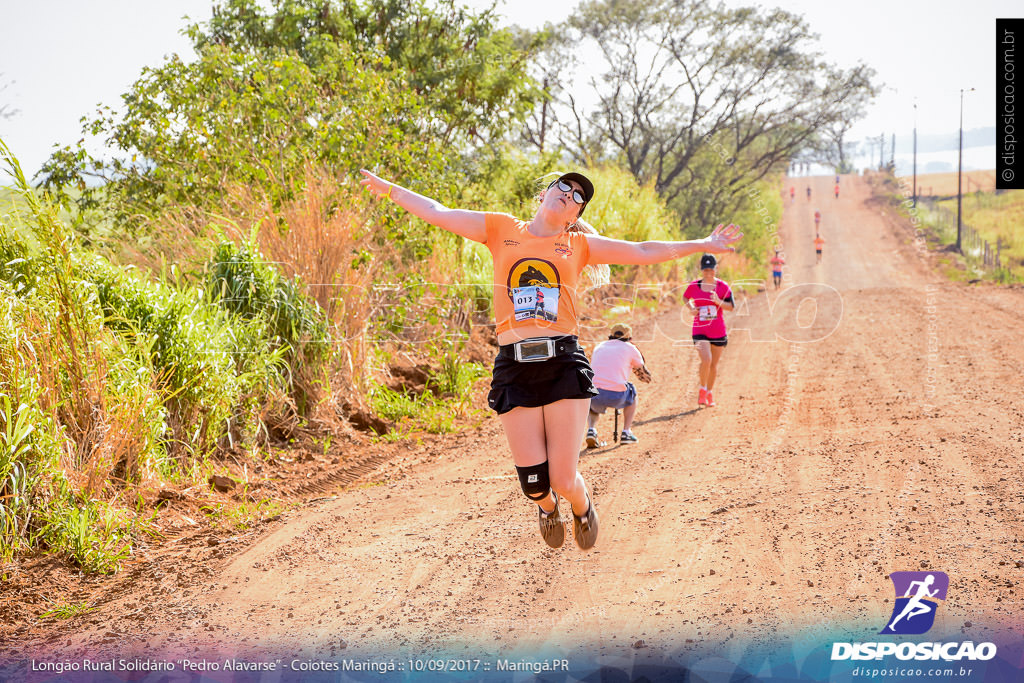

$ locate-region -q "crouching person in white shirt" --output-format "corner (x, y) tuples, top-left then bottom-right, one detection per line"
(586, 323), (652, 447)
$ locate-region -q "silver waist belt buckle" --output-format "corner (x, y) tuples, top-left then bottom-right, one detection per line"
(513, 338), (556, 362)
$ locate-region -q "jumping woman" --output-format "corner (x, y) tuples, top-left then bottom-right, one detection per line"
(359, 169), (741, 550)
(684, 254), (735, 407)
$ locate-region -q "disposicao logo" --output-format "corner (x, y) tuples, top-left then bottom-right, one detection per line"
(830, 570), (998, 663)
(880, 571), (949, 635)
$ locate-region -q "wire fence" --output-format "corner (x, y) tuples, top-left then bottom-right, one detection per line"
(917, 198), (1003, 268)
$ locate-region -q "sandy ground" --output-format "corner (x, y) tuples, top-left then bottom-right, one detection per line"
(2, 175), (1022, 673)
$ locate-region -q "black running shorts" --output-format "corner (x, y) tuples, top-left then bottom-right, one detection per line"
(692, 334), (728, 347)
(488, 346), (597, 415)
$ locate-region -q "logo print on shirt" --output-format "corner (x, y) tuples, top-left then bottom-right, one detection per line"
(880, 571), (949, 635)
(507, 259), (560, 293)
(507, 258), (561, 323)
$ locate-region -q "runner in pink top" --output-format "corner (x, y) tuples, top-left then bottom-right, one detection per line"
(683, 254), (735, 407)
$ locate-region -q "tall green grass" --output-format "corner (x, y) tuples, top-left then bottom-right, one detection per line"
(0, 140), (153, 572)
(0, 139), (321, 572)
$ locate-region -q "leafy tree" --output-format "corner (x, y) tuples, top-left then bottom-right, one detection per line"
(515, 25), (577, 155)
(41, 44), (441, 234)
(190, 0), (544, 149)
(39, 0), (544, 238)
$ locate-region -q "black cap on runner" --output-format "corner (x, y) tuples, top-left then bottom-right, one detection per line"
(552, 172), (595, 216)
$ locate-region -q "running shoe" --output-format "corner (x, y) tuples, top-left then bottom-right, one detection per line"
(538, 493), (565, 549)
(698, 387), (708, 406)
(620, 430), (638, 443)
(706, 390), (716, 407)
(585, 428), (600, 449)
(572, 494), (599, 550)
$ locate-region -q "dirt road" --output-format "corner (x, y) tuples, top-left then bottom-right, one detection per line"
(4, 175), (1023, 673)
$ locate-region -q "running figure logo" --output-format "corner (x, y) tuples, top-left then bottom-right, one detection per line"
(880, 571), (949, 635)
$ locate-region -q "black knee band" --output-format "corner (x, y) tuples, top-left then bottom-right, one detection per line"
(516, 463), (551, 501)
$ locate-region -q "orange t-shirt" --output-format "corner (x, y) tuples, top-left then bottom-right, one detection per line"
(814, 236), (825, 250)
(485, 212), (590, 337)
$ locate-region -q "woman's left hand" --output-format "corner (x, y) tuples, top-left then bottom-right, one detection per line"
(702, 224), (743, 253)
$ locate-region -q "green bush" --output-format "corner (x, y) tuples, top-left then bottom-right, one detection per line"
(206, 240), (328, 359)
(84, 254), (280, 459)
(726, 175), (785, 275)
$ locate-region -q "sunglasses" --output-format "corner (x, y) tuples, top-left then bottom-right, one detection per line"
(549, 179), (586, 205)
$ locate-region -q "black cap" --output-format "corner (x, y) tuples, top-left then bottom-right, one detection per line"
(553, 172), (595, 216)
(700, 253), (717, 270)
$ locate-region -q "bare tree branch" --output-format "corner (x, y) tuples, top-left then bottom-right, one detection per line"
(530, 0), (879, 230)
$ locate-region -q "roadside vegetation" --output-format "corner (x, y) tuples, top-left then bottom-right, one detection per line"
(933, 192), (1024, 282)
(871, 171), (1023, 284)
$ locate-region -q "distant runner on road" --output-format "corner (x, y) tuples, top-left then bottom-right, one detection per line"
(806, 186), (812, 201)
(814, 209), (821, 229)
(684, 254), (734, 408)
(834, 183), (840, 199)
(770, 249), (785, 289)
(359, 168), (741, 551)
(789, 186), (795, 202)
(814, 233), (825, 264)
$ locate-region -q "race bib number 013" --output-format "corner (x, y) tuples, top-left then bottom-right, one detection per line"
(698, 305), (717, 321)
(513, 286), (559, 322)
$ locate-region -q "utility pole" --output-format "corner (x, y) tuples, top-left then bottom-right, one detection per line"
(957, 87), (975, 253)
(912, 102), (917, 208)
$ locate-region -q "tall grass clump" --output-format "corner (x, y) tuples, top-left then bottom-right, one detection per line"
(83, 254), (282, 463)
(0, 140), (296, 572)
(206, 239), (326, 415)
(0, 140), (159, 572)
(194, 169), (409, 425)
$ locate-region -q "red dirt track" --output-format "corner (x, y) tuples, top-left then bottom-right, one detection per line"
(3, 175), (1023, 666)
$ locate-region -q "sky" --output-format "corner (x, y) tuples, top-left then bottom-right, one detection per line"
(0, 0), (1017, 179)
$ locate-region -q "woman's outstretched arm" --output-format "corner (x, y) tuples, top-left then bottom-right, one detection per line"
(359, 169), (488, 244)
(586, 224), (743, 265)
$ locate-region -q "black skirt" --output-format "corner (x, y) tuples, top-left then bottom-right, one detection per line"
(487, 346), (598, 415)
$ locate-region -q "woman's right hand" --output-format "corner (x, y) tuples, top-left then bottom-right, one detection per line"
(359, 169), (392, 199)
